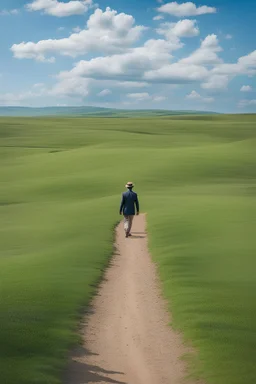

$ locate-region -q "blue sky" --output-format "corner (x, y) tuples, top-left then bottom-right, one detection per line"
(0, 0), (255, 112)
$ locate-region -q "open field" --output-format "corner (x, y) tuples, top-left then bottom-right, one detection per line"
(0, 115), (256, 384)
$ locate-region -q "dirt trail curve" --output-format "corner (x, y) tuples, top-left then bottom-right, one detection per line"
(64, 214), (195, 384)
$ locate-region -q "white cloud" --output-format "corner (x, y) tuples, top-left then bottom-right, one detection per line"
(238, 99), (256, 108)
(180, 34), (222, 65)
(157, 19), (199, 39)
(11, 7), (146, 60)
(238, 50), (256, 68)
(127, 92), (151, 101)
(26, 0), (95, 17)
(200, 50), (256, 90)
(186, 90), (214, 103)
(186, 90), (200, 99)
(57, 26), (65, 31)
(144, 63), (209, 83)
(201, 74), (229, 90)
(155, 31), (183, 51)
(0, 9), (19, 15)
(169, 19), (199, 37)
(240, 85), (252, 92)
(153, 95), (167, 102)
(157, 2), (216, 17)
(153, 15), (164, 21)
(98, 89), (112, 97)
(51, 36), (210, 92)
(126, 93), (166, 103)
(9, 5), (254, 107)
(50, 77), (90, 97)
(155, 19), (199, 54)
(225, 34), (232, 39)
(48, 77), (149, 100)
(115, 81), (149, 88)
(212, 50), (256, 76)
(72, 26), (82, 32)
(56, 39), (173, 82)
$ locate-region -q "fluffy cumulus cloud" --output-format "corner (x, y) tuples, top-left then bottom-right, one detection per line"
(180, 34), (222, 65)
(6, 4), (256, 110)
(26, 0), (95, 17)
(240, 85), (252, 92)
(168, 19), (199, 37)
(56, 39), (174, 82)
(48, 18), (205, 91)
(212, 50), (256, 76)
(157, 2), (216, 17)
(155, 19), (199, 54)
(201, 74), (229, 90)
(11, 7), (146, 61)
(186, 90), (214, 103)
(50, 76), (90, 97)
(157, 19), (199, 42)
(199, 50), (256, 91)
(144, 63), (208, 83)
(49, 32), (226, 94)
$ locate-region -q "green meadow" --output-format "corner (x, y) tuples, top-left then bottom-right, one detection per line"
(0, 115), (255, 384)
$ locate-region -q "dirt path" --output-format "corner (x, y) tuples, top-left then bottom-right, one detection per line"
(64, 214), (194, 384)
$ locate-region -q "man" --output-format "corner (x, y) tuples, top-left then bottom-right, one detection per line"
(119, 182), (140, 238)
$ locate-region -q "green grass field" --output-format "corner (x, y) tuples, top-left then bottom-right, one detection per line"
(1, 115), (256, 384)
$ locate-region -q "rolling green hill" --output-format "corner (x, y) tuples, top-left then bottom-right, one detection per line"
(0, 106), (219, 117)
(0, 114), (255, 384)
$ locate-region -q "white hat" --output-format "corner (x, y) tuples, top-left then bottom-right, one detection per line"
(125, 181), (134, 188)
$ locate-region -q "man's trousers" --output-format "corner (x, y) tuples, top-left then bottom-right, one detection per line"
(123, 215), (134, 235)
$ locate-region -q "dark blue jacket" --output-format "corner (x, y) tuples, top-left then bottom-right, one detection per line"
(120, 190), (139, 216)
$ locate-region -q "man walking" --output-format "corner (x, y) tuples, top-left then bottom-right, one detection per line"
(119, 182), (140, 238)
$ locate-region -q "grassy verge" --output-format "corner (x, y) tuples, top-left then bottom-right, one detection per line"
(0, 115), (255, 384)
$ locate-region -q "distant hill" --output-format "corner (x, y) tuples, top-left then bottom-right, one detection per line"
(0, 106), (219, 117)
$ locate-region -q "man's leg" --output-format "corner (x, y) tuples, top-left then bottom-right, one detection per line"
(124, 215), (129, 236)
(127, 215), (134, 235)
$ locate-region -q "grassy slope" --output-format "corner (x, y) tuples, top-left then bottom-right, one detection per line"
(0, 106), (217, 117)
(0, 115), (255, 384)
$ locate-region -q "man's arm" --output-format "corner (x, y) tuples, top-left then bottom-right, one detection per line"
(135, 194), (140, 214)
(119, 193), (125, 214)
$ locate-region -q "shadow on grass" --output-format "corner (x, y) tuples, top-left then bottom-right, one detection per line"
(63, 345), (126, 384)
